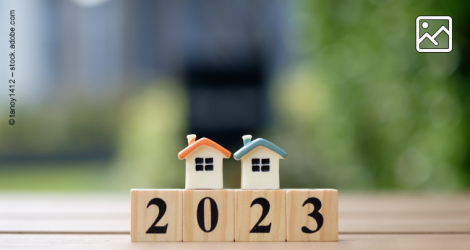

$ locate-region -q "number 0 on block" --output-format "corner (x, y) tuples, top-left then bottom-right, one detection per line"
(183, 190), (235, 241)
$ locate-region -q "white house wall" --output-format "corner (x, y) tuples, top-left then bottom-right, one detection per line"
(240, 146), (281, 189)
(185, 145), (225, 189)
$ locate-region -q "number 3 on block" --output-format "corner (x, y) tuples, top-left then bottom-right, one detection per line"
(301, 197), (323, 233)
(286, 189), (338, 242)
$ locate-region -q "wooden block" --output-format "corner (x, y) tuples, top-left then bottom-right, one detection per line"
(235, 190), (286, 241)
(130, 189), (182, 242)
(183, 190), (234, 241)
(286, 189), (338, 242)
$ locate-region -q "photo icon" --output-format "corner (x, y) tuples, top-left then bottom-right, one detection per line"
(416, 16), (452, 53)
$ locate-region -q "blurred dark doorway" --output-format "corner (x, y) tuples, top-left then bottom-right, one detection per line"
(186, 62), (269, 151)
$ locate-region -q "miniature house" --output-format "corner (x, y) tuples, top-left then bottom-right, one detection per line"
(233, 135), (287, 189)
(178, 134), (231, 189)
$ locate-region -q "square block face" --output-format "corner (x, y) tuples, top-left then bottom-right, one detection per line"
(235, 190), (286, 241)
(183, 190), (234, 241)
(286, 189), (338, 242)
(130, 189), (183, 242)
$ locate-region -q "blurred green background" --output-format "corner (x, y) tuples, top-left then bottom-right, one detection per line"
(0, 0), (469, 191)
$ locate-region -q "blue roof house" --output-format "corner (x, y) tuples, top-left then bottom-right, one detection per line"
(233, 135), (287, 189)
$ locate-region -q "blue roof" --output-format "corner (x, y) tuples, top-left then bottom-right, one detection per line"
(233, 138), (287, 160)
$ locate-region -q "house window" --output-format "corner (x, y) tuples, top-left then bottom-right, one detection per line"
(195, 157), (214, 171)
(261, 158), (270, 172)
(252, 158), (270, 172)
(205, 158), (213, 171)
(252, 158), (260, 172)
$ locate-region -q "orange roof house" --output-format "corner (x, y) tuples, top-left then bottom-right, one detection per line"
(178, 136), (231, 160)
(178, 134), (231, 189)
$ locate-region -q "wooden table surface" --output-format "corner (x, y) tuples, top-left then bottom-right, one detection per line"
(0, 192), (469, 249)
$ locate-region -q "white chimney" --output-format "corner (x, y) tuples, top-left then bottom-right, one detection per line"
(242, 135), (252, 145)
(187, 134), (196, 145)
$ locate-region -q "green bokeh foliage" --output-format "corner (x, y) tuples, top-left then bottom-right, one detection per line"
(274, 0), (470, 190)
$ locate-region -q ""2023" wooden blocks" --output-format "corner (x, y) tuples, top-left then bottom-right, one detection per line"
(130, 189), (338, 242)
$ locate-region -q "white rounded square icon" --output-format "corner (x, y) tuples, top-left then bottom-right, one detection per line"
(416, 16), (452, 53)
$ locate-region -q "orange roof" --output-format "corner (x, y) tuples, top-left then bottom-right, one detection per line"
(178, 138), (231, 160)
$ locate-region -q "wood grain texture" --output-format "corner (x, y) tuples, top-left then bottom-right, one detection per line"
(130, 189), (182, 242)
(339, 193), (470, 233)
(183, 190), (234, 241)
(235, 190), (286, 241)
(286, 189), (338, 242)
(2, 234), (470, 250)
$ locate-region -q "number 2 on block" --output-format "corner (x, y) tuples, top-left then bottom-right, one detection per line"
(250, 197), (272, 233)
(302, 197), (324, 234)
(146, 198), (168, 234)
